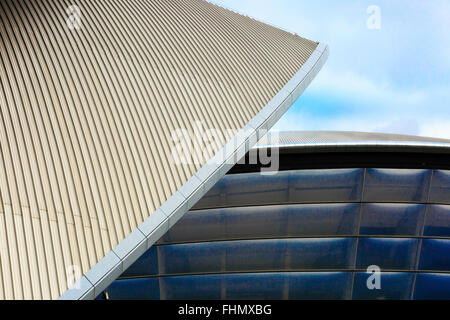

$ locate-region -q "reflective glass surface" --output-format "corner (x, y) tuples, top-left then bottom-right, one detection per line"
(429, 170), (450, 204)
(423, 205), (450, 237)
(352, 272), (414, 300)
(414, 273), (450, 300)
(356, 238), (419, 270)
(359, 203), (426, 236)
(363, 169), (431, 203)
(419, 239), (450, 271)
(102, 168), (450, 300)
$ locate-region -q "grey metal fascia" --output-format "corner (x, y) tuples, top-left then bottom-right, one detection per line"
(58, 42), (329, 300)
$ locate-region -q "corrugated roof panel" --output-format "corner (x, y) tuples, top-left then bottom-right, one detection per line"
(0, 0), (327, 299)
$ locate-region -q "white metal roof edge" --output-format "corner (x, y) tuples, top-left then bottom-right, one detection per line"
(254, 141), (450, 154)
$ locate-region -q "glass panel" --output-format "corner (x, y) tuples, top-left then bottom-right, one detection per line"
(224, 273), (285, 300)
(160, 274), (223, 300)
(120, 247), (158, 278)
(287, 272), (353, 300)
(193, 169), (364, 209)
(429, 170), (450, 205)
(414, 273), (450, 300)
(193, 171), (290, 209)
(225, 240), (287, 272)
(352, 272), (414, 300)
(160, 203), (360, 245)
(363, 169), (431, 203)
(289, 169), (363, 203)
(286, 204), (360, 237)
(423, 205), (450, 237)
(106, 278), (160, 300)
(156, 238), (356, 276)
(158, 272), (353, 300)
(158, 208), (226, 244)
(359, 203), (426, 236)
(356, 238), (419, 270)
(157, 242), (225, 275)
(286, 238), (356, 270)
(419, 239), (450, 271)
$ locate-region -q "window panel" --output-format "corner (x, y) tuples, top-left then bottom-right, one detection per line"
(287, 272), (353, 300)
(120, 247), (158, 278)
(414, 273), (450, 300)
(290, 169), (364, 203)
(193, 169), (364, 209)
(224, 273), (285, 300)
(356, 238), (419, 270)
(160, 275), (223, 300)
(286, 204), (360, 237)
(156, 238), (356, 276)
(158, 242), (225, 275)
(158, 208), (226, 244)
(363, 169), (431, 203)
(419, 239), (450, 271)
(286, 238), (356, 270)
(359, 203), (426, 236)
(160, 203), (360, 245)
(106, 278), (160, 300)
(423, 205), (450, 237)
(352, 272), (414, 300)
(429, 170), (450, 205)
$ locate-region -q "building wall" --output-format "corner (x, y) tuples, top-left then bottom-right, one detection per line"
(103, 168), (450, 300)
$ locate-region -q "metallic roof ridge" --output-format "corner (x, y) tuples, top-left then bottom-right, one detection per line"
(59, 42), (330, 300)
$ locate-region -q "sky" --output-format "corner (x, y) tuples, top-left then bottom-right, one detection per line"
(212, 0), (450, 139)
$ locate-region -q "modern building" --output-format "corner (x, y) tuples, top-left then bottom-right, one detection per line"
(0, 0), (327, 299)
(101, 131), (450, 300)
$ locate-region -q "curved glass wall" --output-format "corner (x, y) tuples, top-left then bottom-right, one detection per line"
(101, 168), (450, 300)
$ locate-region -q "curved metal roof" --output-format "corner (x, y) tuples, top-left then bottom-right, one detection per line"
(0, 0), (327, 299)
(256, 131), (450, 153)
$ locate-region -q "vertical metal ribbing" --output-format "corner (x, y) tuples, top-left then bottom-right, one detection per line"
(0, 0), (319, 299)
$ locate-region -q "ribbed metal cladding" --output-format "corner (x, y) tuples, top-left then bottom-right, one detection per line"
(0, 0), (318, 299)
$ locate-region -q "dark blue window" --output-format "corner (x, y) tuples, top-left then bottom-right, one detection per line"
(356, 238), (419, 270)
(194, 169), (364, 209)
(414, 273), (450, 300)
(423, 205), (450, 237)
(419, 239), (450, 271)
(160, 275), (223, 300)
(363, 169), (431, 203)
(160, 203), (360, 245)
(429, 170), (450, 204)
(106, 278), (160, 300)
(359, 203), (426, 236)
(121, 247), (158, 278)
(352, 272), (414, 300)
(156, 238), (356, 275)
(287, 272), (352, 300)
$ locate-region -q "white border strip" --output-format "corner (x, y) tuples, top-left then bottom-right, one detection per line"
(58, 43), (329, 300)
(255, 141), (450, 154)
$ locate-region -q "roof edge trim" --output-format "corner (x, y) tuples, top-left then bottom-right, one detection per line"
(254, 141), (450, 154)
(58, 42), (330, 300)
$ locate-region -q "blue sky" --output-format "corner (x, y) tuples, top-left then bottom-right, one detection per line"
(213, 0), (450, 139)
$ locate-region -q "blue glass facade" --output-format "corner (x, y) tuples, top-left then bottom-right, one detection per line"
(102, 168), (450, 300)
